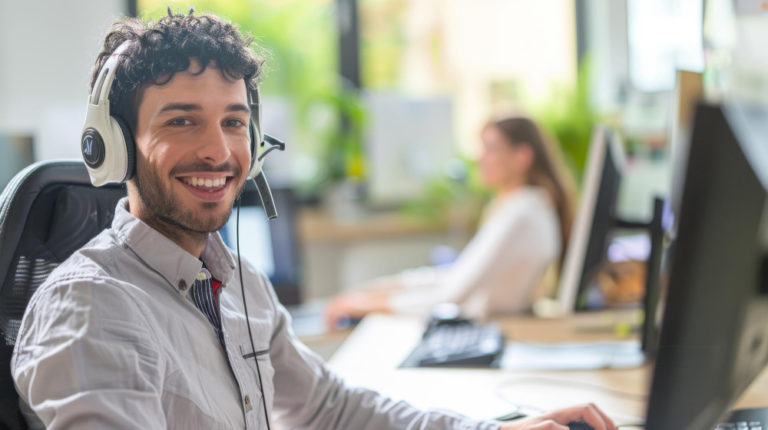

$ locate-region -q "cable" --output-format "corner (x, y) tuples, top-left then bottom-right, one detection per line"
(237, 196), (272, 430)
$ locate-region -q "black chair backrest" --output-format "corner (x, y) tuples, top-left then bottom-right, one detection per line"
(0, 160), (125, 429)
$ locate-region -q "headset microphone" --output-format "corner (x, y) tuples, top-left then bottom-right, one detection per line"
(245, 87), (285, 220)
(252, 135), (285, 220)
(252, 173), (276, 219)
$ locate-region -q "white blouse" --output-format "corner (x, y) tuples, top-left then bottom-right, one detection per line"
(388, 186), (561, 319)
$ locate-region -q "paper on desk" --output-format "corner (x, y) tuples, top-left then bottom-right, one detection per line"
(500, 340), (645, 370)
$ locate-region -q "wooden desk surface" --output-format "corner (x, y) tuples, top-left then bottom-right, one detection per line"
(299, 208), (453, 243)
(328, 313), (768, 425)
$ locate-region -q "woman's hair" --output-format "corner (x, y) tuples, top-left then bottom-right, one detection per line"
(90, 8), (264, 133)
(487, 117), (576, 265)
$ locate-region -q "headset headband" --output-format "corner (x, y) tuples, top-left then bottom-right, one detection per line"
(91, 41), (131, 106)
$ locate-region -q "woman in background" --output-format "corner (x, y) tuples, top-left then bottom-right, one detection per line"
(325, 116), (575, 326)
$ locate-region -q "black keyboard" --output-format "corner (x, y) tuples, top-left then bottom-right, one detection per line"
(401, 320), (505, 367)
(715, 408), (768, 430)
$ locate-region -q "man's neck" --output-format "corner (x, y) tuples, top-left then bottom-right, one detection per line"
(145, 217), (207, 258)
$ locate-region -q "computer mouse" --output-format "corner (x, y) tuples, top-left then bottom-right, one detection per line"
(567, 421), (594, 430)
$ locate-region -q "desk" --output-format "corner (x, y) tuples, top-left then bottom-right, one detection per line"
(328, 313), (768, 425)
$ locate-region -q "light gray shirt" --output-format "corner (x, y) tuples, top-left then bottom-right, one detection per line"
(12, 198), (501, 430)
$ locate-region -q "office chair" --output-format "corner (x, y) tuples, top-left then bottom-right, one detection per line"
(0, 160), (126, 429)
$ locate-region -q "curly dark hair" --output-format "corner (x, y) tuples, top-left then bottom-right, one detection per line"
(90, 8), (264, 132)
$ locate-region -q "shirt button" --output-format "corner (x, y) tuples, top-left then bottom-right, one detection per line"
(244, 394), (252, 412)
(178, 280), (188, 291)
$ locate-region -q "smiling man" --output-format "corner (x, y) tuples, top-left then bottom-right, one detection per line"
(129, 58), (251, 256)
(10, 9), (616, 430)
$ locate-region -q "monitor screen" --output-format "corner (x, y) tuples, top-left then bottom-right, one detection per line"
(645, 102), (768, 428)
(220, 205), (275, 279)
(556, 127), (626, 312)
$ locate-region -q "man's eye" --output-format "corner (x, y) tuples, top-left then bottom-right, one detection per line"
(167, 118), (192, 126)
(225, 119), (247, 127)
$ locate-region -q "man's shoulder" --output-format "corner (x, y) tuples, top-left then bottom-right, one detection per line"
(46, 227), (124, 285)
(26, 227), (146, 314)
(12, 229), (159, 378)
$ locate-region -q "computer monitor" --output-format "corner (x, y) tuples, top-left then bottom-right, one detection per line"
(556, 126), (626, 313)
(219, 181), (302, 305)
(638, 70), (704, 357)
(645, 102), (768, 428)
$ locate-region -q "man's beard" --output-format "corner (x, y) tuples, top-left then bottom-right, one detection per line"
(134, 155), (244, 235)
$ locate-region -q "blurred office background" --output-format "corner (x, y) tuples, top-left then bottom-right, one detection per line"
(0, 0), (729, 307)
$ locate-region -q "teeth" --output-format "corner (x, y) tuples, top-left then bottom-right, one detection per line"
(182, 177), (227, 188)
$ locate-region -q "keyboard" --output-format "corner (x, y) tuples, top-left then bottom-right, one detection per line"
(715, 408), (768, 430)
(400, 320), (505, 367)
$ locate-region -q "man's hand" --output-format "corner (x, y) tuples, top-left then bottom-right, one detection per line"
(323, 289), (391, 329)
(499, 404), (617, 430)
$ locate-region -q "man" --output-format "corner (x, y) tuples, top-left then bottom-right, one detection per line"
(11, 10), (616, 430)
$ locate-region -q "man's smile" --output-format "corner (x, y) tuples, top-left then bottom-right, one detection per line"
(175, 173), (236, 202)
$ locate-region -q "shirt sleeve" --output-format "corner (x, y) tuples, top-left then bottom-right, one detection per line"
(389, 197), (558, 316)
(11, 277), (166, 430)
(260, 277), (501, 430)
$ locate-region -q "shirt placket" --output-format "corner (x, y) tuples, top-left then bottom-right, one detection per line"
(190, 270), (259, 428)
(220, 291), (264, 429)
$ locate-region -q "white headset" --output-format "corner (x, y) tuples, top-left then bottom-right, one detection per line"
(80, 39), (273, 187)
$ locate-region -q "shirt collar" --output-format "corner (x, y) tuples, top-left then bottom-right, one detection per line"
(111, 198), (236, 293)
(201, 228), (237, 285)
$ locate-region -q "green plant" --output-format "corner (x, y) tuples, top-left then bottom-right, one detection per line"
(138, 0), (368, 196)
(304, 89), (368, 186)
(400, 156), (491, 227)
(532, 56), (599, 183)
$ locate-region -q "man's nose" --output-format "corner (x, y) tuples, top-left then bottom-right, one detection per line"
(196, 124), (232, 165)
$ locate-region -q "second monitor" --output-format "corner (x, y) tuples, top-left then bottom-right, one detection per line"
(556, 126), (625, 313)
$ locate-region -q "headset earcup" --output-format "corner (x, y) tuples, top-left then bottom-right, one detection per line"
(81, 103), (131, 186)
(113, 115), (136, 181)
(81, 127), (106, 170)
